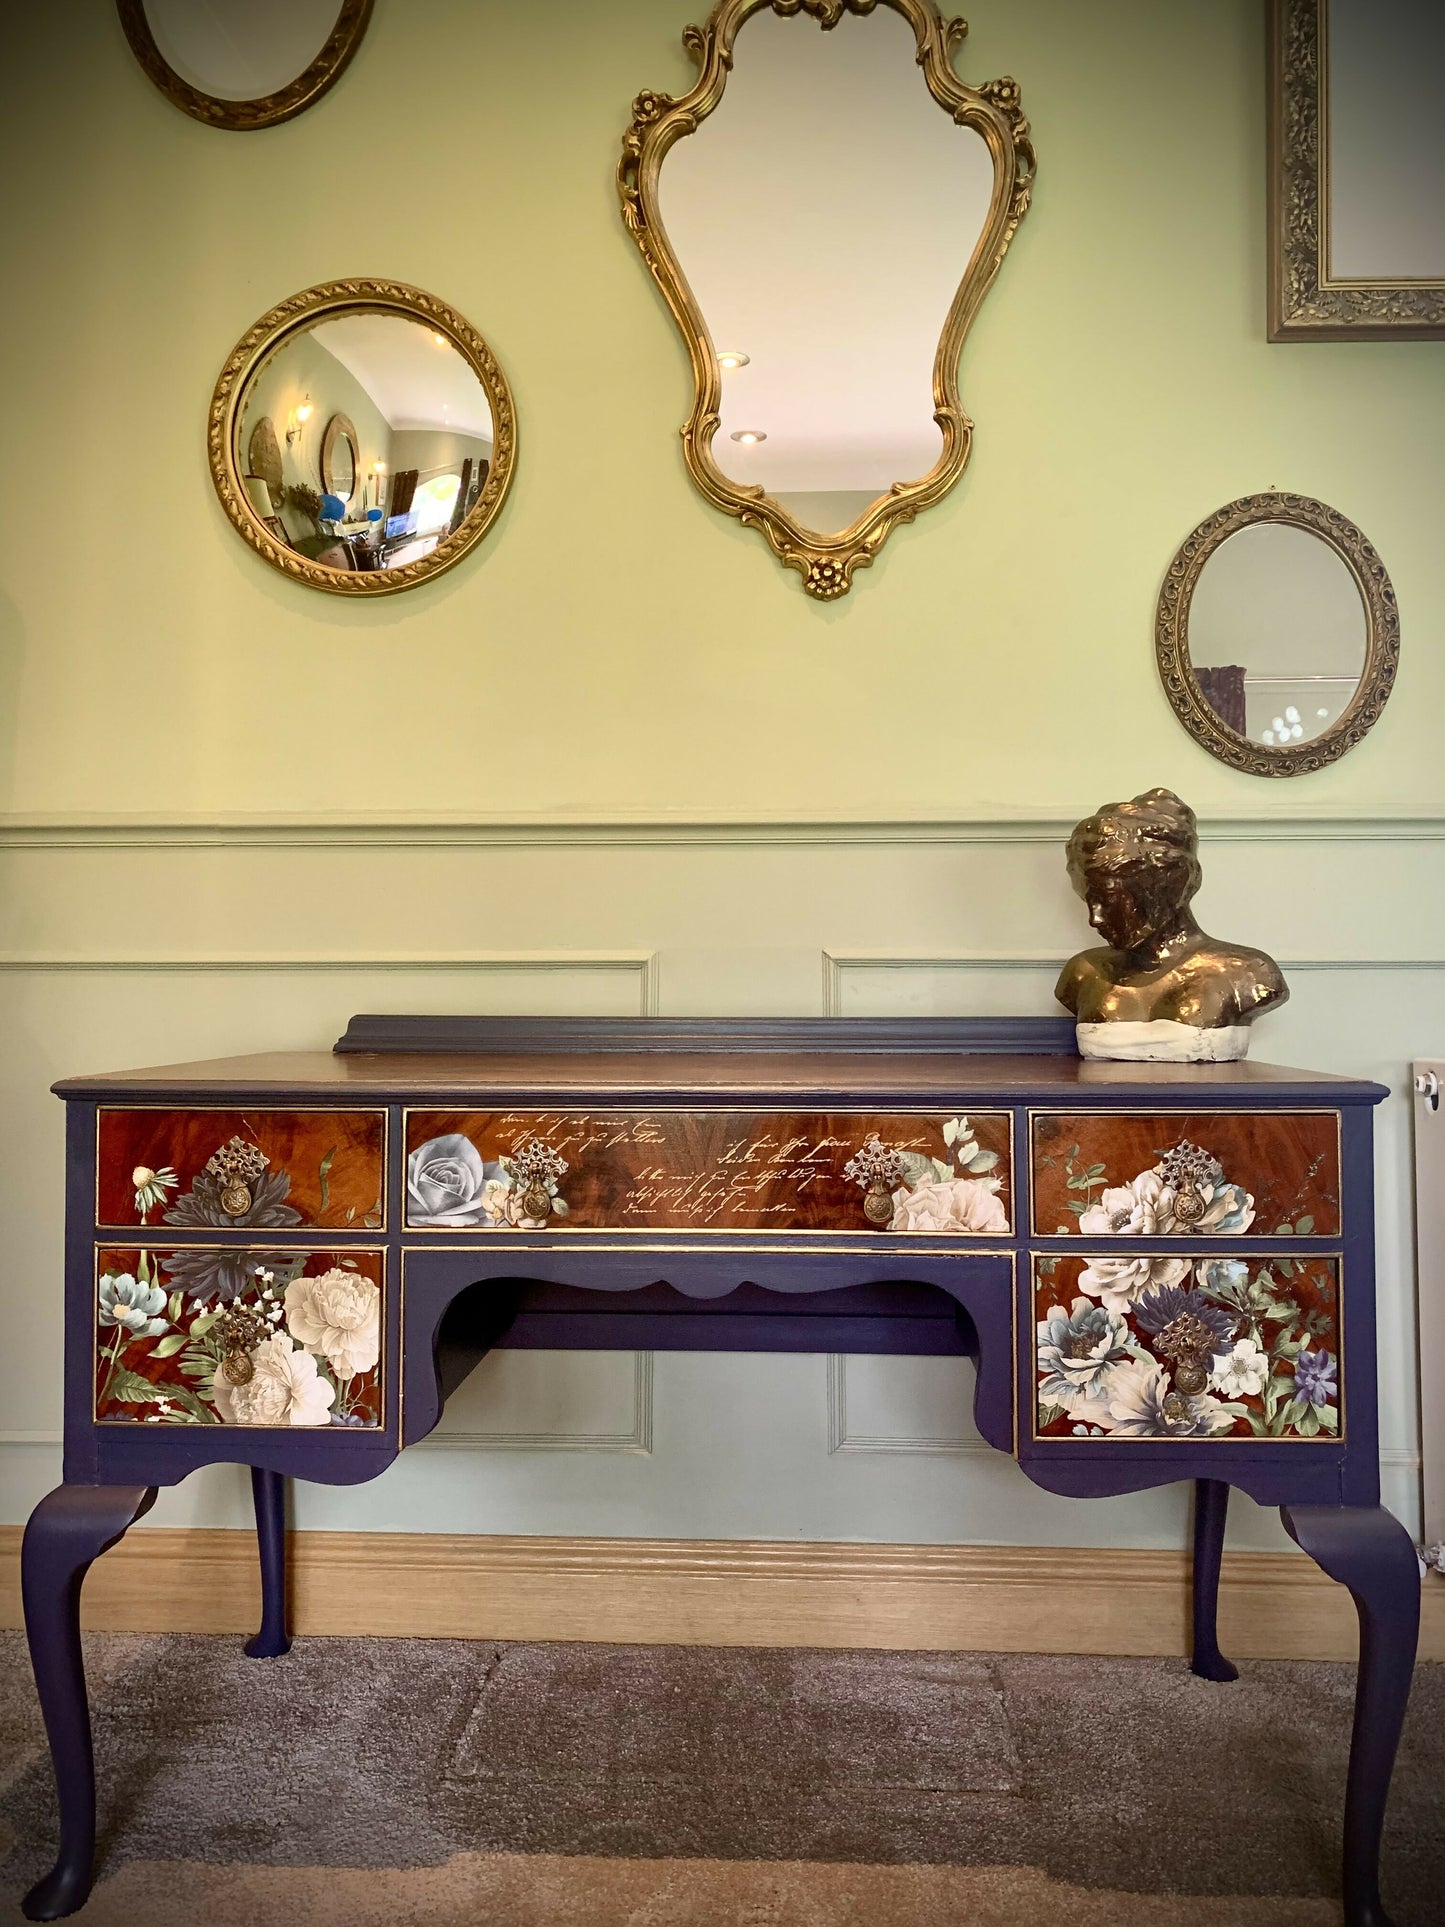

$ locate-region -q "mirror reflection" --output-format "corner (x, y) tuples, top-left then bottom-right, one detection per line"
(658, 6), (996, 538)
(236, 313), (495, 574)
(1187, 524), (1367, 749)
(139, 0), (344, 102)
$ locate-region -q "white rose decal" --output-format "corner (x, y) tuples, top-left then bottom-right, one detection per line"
(209, 1333), (336, 1426)
(408, 1134), (509, 1227)
(284, 1267), (381, 1381)
(890, 1176), (1009, 1235)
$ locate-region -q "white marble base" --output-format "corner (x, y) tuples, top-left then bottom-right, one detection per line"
(1075, 1019), (1253, 1063)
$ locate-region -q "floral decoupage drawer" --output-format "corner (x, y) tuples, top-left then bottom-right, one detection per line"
(1030, 1112), (1340, 1239)
(1032, 1253), (1341, 1443)
(406, 1109), (1013, 1233)
(94, 1246), (385, 1428)
(97, 1109), (386, 1232)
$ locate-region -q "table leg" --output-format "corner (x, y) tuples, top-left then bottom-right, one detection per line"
(1190, 1478), (1238, 1681)
(244, 1468), (291, 1659)
(20, 1482), (156, 1922)
(1281, 1504), (1420, 1927)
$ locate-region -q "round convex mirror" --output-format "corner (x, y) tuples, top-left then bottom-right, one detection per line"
(117, 0), (371, 130)
(1156, 493), (1398, 776)
(210, 281), (516, 596)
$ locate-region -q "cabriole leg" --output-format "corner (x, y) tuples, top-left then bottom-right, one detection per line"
(1190, 1477), (1237, 1681)
(1281, 1504), (1420, 1927)
(20, 1482), (156, 1921)
(245, 1467), (291, 1660)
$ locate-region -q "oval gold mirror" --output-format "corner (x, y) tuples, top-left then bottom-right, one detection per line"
(1156, 493), (1398, 776)
(618, 0), (1035, 599)
(117, 0), (371, 131)
(210, 281), (516, 597)
(320, 412), (360, 508)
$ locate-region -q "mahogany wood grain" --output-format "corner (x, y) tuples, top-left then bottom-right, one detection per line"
(1031, 1110), (1340, 1236)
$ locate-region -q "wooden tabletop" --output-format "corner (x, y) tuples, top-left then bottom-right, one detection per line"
(54, 1047), (1378, 1103)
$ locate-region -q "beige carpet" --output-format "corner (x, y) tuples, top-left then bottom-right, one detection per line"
(62, 1855), (1345, 1927)
(2, 1632), (1441, 1924)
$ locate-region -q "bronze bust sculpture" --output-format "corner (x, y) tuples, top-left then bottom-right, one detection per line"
(1055, 788), (1288, 1061)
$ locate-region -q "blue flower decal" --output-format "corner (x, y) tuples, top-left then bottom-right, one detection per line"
(98, 1272), (167, 1338)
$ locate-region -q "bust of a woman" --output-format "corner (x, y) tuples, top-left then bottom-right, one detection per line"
(1055, 788), (1287, 1061)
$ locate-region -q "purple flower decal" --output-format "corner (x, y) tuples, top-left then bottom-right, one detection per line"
(1292, 1346), (1337, 1409)
(1134, 1284), (1236, 1352)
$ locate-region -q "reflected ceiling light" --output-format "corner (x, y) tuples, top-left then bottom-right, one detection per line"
(730, 428), (767, 444)
(432, 332), (448, 347)
(717, 350), (750, 370)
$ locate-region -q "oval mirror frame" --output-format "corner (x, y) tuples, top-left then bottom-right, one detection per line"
(320, 411), (360, 505)
(617, 0), (1036, 600)
(116, 0), (372, 131)
(208, 279), (517, 598)
(1156, 492), (1399, 777)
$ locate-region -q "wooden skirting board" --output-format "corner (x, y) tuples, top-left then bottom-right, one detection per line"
(2, 1528), (1442, 1659)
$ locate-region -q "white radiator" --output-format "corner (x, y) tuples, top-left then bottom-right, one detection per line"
(1414, 1061), (1445, 1555)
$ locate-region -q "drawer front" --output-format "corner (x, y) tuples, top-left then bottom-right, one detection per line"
(1030, 1111), (1340, 1239)
(406, 1108), (1014, 1233)
(97, 1108), (387, 1232)
(94, 1245), (385, 1428)
(1031, 1252), (1341, 1443)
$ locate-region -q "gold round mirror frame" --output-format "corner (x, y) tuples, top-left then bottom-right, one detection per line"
(207, 280), (517, 599)
(1155, 492), (1399, 778)
(116, 0), (373, 131)
(617, 0), (1036, 600)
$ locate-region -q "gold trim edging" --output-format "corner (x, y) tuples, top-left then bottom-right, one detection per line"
(1024, 1106), (1343, 1240)
(91, 1243), (390, 1433)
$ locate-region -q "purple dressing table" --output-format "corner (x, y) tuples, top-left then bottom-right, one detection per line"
(20, 1017), (1419, 1924)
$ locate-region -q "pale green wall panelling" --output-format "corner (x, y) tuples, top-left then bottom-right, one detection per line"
(0, 3), (1440, 1554)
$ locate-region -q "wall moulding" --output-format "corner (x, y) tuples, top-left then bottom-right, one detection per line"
(821, 950), (1445, 1015)
(0, 815), (1441, 852)
(0, 951), (660, 1013)
(421, 1352), (653, 1455)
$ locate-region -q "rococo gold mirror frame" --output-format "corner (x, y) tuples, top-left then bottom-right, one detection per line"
(117, 0), (373, 131)
(617, 0), (1036, 599)
(208, 279), (517, 599)
(1155, 492), (1399, 778)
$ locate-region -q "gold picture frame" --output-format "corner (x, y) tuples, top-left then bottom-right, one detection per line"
(1155, 492), (1399, 777)
(617, 0), (1036, 599)
(116, 0), (373, 132)
(1269, 0), (1445, 340)
(207, 279), (517, 599)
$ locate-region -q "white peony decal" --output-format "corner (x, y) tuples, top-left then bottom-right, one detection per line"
(284, 1267), (381, 1381)
(891, 1176), (1009, 1235)
(210, 1333), (337, 1426)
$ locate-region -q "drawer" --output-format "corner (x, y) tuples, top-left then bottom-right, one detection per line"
(97, 1108), (387, 1232)
(1030, 1252), (1341, 1443)
(94, 1245), (385, 1428)
(405, 1107), (1014, 1233)
(1029, 1111), (1340, 1238)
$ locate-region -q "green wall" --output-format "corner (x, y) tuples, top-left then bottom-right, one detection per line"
(0, 1), (1439, 1550)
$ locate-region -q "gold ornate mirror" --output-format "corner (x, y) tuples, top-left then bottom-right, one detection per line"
(117, 0), (371, 131)
(1156, 493), (1399, 776)
(210, 281), (516, 597)
(320, 412), (360, 508)
(618, 0), (1035, 598)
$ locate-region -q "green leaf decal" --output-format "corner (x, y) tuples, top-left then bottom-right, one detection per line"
(318, 1146), (337, 1218)
(150, 1333), (188, 1359)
